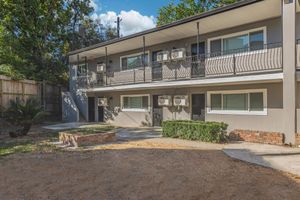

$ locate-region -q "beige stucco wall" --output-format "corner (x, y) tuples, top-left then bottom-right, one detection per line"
(89, 82), (284, 131)
(81, 16), (285, 86)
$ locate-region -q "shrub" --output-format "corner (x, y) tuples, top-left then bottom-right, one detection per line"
(0, 64), (25, 80)
(162, 120), (228, 143)
(3, 97), (48, 137)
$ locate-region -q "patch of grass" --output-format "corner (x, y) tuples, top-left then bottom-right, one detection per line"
(66, 126), (115, 135)
(0, 129), (60, 157)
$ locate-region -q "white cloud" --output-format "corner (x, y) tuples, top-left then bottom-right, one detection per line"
(91, 10), (156, 36)
(90, 0), (100, 12)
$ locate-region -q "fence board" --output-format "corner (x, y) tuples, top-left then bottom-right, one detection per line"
(0, 75), (64, 119)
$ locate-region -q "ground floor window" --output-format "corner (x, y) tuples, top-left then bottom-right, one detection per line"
(207, 89), (267, 115)
(121, 95), (149, 111)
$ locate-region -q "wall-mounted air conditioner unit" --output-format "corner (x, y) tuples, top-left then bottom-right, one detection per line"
(171, 48), (186, 60)
(158, 95), (172, 107)
(157, 51), (170, 62)
(97, 63), (106, 72)
(173, 95), (189, 107)
(98, 97), (108, 107)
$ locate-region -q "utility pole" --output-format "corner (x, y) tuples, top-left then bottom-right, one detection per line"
(115, 16), (122, 38)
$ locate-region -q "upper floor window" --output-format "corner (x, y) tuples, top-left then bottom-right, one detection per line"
(77, 64), (88, 77)
(209, 27), (266, 55)
(121, 52), (149, 71)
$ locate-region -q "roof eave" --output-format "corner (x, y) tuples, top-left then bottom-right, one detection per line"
(68, 0), (263, 56)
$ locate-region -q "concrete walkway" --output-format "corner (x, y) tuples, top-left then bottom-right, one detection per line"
(43, 122), (104, 130)
(223, 142), (300, 176)
(43, 122), (300, 176)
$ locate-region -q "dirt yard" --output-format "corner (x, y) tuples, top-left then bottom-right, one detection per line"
(1, 140), (300, 200)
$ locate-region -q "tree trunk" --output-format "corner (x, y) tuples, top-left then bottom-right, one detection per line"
(21, 123), (32, 136)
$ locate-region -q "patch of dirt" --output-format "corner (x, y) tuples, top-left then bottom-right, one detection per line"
(1, 141), (300, 200)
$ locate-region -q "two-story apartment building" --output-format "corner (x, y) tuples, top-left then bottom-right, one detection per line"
(64, 0), (300, 144)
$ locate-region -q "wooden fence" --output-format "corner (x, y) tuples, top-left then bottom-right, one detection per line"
(0, 75), (64, 119)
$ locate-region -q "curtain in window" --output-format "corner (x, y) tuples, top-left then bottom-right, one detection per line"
(223, 34), (248, 53)
(121, 54), (149, 71)
(122, 96), (148, 110)
(223, 94), (248, 111)
(211, 94), (222, 110)
(250, 93), (264, 111)
(250, 31), (264, 51)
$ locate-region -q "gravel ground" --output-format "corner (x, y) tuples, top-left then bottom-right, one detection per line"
(1, 140), (300, 200)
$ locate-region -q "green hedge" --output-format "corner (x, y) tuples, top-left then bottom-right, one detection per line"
(162, 120), (228, 143)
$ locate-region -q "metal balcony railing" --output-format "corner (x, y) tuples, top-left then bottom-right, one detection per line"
(77, 42), (283, 88)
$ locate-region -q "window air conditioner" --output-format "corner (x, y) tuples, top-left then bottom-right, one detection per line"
(157, 51), (170, 62)
(97, 64), (106, 72)
(158, 95), (172, 106)
(173, 95), (189, 107)
(171, 48), (186, 60)
(98, 97), (108, 107)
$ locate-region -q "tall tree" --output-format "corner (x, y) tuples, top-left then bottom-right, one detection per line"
(157, 0), (239, 26)
(0, 0), (93, 83)
(0, 0), (117, 84)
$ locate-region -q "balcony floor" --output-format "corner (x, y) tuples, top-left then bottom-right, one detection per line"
(84, 72), (283, 93)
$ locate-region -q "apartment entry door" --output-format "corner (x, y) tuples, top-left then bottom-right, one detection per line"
(191, 94), (205, 121)
(88, 97), (95, 122)
(152, 95), (163, 126)
(97, 97), (104, 122)
(152, 51), (163, 81)
(98, 106), (104, 122)
(191, 42), (205, 77)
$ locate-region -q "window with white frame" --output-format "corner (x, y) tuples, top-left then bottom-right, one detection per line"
(209, 27), (266, 55)
(121, 95), (149, 111)
(207, 89), (267, 115)
(121, 53), (149, 71)
(76, 63), (88, 77)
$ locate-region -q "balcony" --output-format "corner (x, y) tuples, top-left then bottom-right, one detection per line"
(76, 43), (282, 89)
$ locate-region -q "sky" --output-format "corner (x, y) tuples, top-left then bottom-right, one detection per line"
(90, 0), (179, 36)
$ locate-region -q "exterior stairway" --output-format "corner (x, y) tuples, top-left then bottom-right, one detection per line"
(61, 91), (80, 122)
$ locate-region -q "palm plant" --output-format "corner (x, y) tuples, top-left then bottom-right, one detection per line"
(4, 97), (47, 137)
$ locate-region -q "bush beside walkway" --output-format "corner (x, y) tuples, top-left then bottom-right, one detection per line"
(162, 120), (228, 143)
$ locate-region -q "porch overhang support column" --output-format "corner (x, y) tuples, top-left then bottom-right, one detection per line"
(282, 0), (296, 144)
(105, 47), (108, 86)
(143, 36), (146, 82)
(77, 54), (80, 73)
(84, 56), (88, 87)
(197, 22), (200, 59)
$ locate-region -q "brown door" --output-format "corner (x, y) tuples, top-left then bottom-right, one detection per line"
(192, 94), (205, 121)
(88, 97), (95, 122)
(152, 95), (163, 126)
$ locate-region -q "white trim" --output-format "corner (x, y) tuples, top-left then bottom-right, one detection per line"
(207, 89), (267, 116)
(120, 94), (150, 112)
(120, 51), (150, 71)
(207, 26), (267, 54)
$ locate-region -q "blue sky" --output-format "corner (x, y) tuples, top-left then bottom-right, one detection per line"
(90, 0), (179, 36)
(92, 0), (178, 17)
